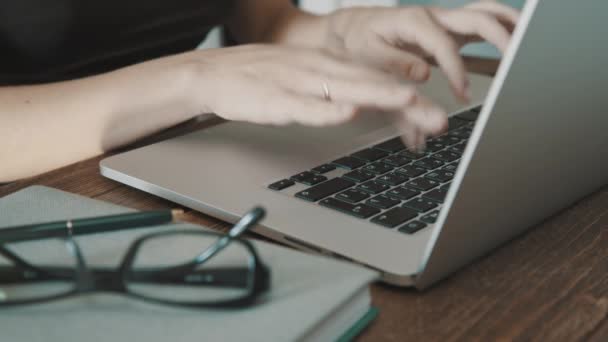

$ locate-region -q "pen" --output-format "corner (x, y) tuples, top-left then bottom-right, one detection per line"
(0, 209), (184, 243)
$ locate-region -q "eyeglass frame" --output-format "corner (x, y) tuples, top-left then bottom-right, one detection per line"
(0, 208), (270, 309)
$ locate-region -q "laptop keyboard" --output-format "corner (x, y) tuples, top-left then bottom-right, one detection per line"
(267, 106), (481, 235)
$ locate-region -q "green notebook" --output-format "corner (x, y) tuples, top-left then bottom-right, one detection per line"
(0, 186), (379, 342)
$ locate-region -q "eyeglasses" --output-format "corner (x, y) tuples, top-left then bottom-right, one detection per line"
(0, 207), (270, 308)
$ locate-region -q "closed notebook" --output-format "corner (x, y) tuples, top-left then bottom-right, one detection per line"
(0, 186), (379, 342)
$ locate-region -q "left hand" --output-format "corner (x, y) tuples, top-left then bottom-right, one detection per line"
(324, 1), (520, 101)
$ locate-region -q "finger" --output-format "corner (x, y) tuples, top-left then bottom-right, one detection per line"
(359, 38), (431, 81)
(265, 90), (357, 127)
(271, 67), (420, 111)
(394, 114), (419, 150)
(295, 49), (405, 84)
(273, 63), (417, 111)
(405, 94), (448, 137)
(434, 9), (512, 54)
(415, 130), (427, 152)
(314, 78), (418, 110)
(394, 94), (448, 150)
(465, 1), (521, 28)
(395, 117), (428, 152)
(400, 7), (469, 101)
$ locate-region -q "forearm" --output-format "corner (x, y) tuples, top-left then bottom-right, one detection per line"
(0, 57), (199, 182)
(227, 0), (330, 48)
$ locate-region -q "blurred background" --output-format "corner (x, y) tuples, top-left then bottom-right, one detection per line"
(201, 0), (526, 59)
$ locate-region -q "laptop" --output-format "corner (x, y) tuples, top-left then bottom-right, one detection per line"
(100, 0), (608, 288)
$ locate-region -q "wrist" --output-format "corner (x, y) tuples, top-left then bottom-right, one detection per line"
(169, 49), (232, 116)
(94, 54), (208, 149)
(129, 56), (208, 117)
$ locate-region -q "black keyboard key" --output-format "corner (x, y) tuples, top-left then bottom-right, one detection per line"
(351, 148), (389, 162)
(432, 135), (461, 146)
(268, 179), (295, 191)
(414, 158), (444, 170)
(461, 131), (473, 139)
(421, 210), (440, 224)
(428, 137), (447, 148)
(343, 169), (375, 183)
(295, 177), (355, 202)
(425, 170), (455, 183)
(448, 116), (469, 130)
(371, 207), (418, 228)
(386, 187), (419, 201)
(403, 198), (438, 213)
(471, 105), (482, 113)
(432, 151), (460, 163)
(399, 150), (424, 160)
(448, 127), (472, 139)
(336, 189), (370, 203)
(396, 165), (427, 178)
(457, 110), (479, 121)
(405, 178), (440, 191)
(398, 221), (428, 234)
(332, 156), (366, 170)
(431, 136), (448, 144)
(366, 195), (400, 209)
(358, 181), (390, 194)
(320, 198), (380, 219)
(444, 136), (464, 145)
(426, 141), (448, 152)
(311, 164), (336, 174)
(441, 182), (452, 190)
(446, 148), (463, 158)
(450, 143), (467, 154)
(382, 155), (411, 167)
(374, 137), (405, 153)
(376, 172), (409, 186)
(442, 163), (459, 172)
(299, 175), (327, 186)
(291, 171), (319, 184)
(423, 188), (449, 203)
(362, 162), (393, 175)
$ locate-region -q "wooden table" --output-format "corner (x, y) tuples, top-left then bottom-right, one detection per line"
(1, 58), (607, 341)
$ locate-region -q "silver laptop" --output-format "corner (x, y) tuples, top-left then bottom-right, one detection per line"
(100, 0), (608, 288)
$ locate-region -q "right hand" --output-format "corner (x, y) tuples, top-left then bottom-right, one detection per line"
(181, 44), (448, 149)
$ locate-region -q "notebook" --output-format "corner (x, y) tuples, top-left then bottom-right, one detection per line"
(0, 186), (379, 342)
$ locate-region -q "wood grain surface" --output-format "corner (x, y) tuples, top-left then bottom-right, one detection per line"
(1, 58), (606, 341)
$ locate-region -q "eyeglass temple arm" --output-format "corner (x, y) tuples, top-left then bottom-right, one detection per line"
(127, 266), (250, 288)
(193, 207), (265, 265)
(0, 265), (73, 283)
(0, 245), (63, 279)
(0, 264), (249, 288)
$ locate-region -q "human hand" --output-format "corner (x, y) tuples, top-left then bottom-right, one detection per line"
(186, 44), (447, 149)
(324, 1), (520, 100)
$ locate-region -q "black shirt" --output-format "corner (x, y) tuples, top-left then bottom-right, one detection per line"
(0, 0), (234, 84)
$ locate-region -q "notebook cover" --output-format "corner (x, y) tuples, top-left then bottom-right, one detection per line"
(336, 307), (379, 342)
(0, 186), (379, 342)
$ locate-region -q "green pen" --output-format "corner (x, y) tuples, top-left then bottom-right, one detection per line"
(0, 209), (184, 243)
